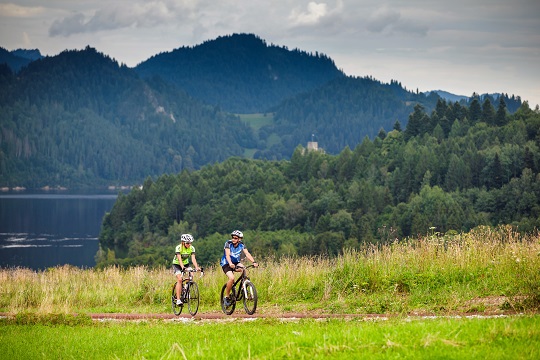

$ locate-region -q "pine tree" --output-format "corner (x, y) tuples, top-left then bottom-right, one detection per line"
(481, 98), (495, 125)
(468, 97), (482, 123)
(495, 96), (508, 126)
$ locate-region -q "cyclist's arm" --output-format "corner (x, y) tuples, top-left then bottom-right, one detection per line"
(191, 253), (200, 270)
(176, 254), (185, 270)
(243, 249), (258, 266)
(224, 248), (235, 268)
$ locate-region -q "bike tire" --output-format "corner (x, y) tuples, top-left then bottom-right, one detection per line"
(186, 282), (200, 316)
(220, 284), (236, 315)
(242, 281), (258, 315)
(172, 282), (183, 316)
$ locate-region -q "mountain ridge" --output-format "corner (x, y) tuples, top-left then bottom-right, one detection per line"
(134, 33), (346, 113)
(0, 34), (525, 188)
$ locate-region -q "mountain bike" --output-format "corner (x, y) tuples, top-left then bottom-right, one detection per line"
(220, 264), (258, 315)
(172, 267), (203, 316)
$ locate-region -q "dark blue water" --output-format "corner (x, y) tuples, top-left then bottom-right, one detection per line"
(0, 191), (118, 270)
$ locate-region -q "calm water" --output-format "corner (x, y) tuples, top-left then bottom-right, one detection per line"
(0, 191), (118, 271)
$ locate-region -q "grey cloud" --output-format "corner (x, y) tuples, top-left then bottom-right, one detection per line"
(49, 13), (87, 36)
(366, 6), (427, 37)
(366, 7), (400, 33)
(48, 2), (190, 37)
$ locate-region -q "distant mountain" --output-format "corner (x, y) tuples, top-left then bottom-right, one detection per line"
(0, 47), (254, 188)
(258, 77), (439, 158)
(426, 90), (468, 103)
(0, 47), (38, 72)
(11, 48), (43, 61)
(0, 34), (524, 188)
(427, 90), (523, 113)
(135, 33), (345, 113)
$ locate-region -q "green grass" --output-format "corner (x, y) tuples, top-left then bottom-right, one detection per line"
(1, 315), (539, 359)
(243, 147), (258, 158)
(238, 113), (274, 131)
(2, 227), (539, 358)
(238, 113), (279, 158)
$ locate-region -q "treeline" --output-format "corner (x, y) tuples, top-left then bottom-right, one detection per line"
(258, 80), (526, 160)
(97, 98), (540, 268)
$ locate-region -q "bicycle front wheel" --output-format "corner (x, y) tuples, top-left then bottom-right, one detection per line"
(186, 282), (200, 316)
(220, 284), (236, 315)
(172, 283), (183, 316)
(242, 281), (258, 315)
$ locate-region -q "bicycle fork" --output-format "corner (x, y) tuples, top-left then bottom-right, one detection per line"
(242, 280), (253, 300)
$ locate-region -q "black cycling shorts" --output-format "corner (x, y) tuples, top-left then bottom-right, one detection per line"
(221, 263), (240, 274)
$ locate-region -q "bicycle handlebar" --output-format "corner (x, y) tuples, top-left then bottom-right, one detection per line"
(183, 267), (204, 277)
(235, 264), (258, 270)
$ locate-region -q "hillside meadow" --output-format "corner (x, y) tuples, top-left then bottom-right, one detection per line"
(1, 226), (539, 358)
(1, 226), (539, 315)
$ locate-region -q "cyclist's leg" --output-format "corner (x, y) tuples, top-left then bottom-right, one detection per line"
(173, 265), (183, 301)
(222, 264), (236, 297)
(225, 270), (235, 297)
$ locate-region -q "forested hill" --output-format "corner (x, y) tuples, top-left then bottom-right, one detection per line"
(0, 47), (254, 188)
(0, 47), (40, 72)
(257, 77), (440, 158)
(0, 34), (528, 188)
(96, 100), (540, 268)
(134, 33), (346, 113)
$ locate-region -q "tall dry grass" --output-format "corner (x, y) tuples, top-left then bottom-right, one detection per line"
(1, 226), (538, 315)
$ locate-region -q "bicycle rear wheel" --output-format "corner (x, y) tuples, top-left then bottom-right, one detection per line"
(186, 282), (200, 316)
(220, 284), (236, 315)
(242, 281), (258, 315)
(172, 282), (183, 316)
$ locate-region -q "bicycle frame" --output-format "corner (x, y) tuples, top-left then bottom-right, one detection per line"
(231, 265), (252, 301)
(175, 267), (202, 293)
(172, 267), (203, 316)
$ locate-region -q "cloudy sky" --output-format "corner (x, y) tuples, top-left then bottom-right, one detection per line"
(1, 0), (539, 107)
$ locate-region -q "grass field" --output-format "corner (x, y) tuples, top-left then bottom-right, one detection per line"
(238, 113), (281, 158)
(1, 226), (539, 358)
(238, 113), (274, 131)
(1, 314), (539, 359)
(1, 226), (538, 316)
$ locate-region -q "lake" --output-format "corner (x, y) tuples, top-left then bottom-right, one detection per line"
(0, 191), (118, 271)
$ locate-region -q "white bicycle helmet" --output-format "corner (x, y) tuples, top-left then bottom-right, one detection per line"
(181, 234), (194, 243)
(231, 230), (243, 238)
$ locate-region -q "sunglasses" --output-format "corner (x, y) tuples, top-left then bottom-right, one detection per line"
(232, 236), (240, 240)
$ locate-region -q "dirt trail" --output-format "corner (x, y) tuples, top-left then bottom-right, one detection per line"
(89, 312), (388, 320)
(87, 310), (519, 321)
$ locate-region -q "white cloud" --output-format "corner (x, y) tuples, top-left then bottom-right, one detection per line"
(289, 2), (329, 26)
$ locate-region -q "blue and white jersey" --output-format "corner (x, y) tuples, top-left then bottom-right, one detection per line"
(220, 240), (245, 266)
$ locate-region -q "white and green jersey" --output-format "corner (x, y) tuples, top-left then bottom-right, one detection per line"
(172, 244), (195, 266)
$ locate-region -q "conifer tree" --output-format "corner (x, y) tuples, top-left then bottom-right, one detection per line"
(495, 96), (508, 126)
(481, 98), (495, 125)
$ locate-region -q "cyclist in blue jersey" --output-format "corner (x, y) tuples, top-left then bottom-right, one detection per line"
(220, 230), (258, 306)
